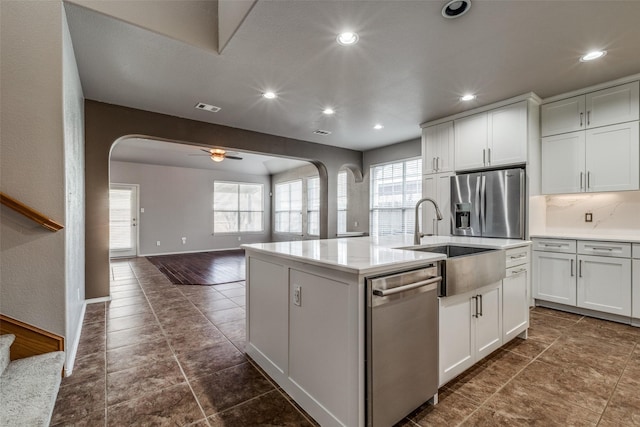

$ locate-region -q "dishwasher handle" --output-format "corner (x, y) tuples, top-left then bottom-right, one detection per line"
(373, 276), (441, 297)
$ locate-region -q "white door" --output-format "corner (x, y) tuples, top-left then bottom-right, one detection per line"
(577, 255), (632, 316)
(439, 292), (475, 386)
(109, 184), (138, 258)
(436, 172), (453, 236)
(487, 101), (528, 167)
(586, 81), (639, 129)
(541, 131), (585, 194)
(533, 251), (577, 305)
(585, 122), (640, 193)
(454, 113), (487, 171)
(436, 121), (455, 173)
(541, 95), (585, 137)
(502, 267), (529, 342)
(475, 282), (503, 360)
(422, 126), (438, 175)
(422, 174), (438, 235)
(633, 259), (640, 319)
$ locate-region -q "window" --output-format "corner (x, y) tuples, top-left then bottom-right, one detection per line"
(370, 158), (422, 237)
(337, 171), (347, 234)
(275, 180), (303, 233)
(307, 176), (320, 236)
(213, 181), (264, 233)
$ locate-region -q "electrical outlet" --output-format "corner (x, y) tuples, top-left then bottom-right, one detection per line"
(354, 221), (359, 227)
(293, 285), (302, 306)
(585, 212), (593, 222)
(140, 208), (145, 213)
(156, 241), (161, 246)
(238, 236), (242, 241)
(181, 237), (186, 244)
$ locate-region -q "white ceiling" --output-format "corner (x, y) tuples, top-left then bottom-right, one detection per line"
(111, 138), (310, 175)
(66, 1), (640, 152)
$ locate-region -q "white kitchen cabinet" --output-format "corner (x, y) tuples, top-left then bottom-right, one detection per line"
(541, 122), (639, 194)
(541, 81), (639, 137)
(422, 172), (453, 236)
(455, 101), (528, 172)
(288, 269), (352, 425)
(503, 265), (529, 342)
(585, 122), (639, 192)
(423, 121), (454, 174)
(439, 281), (502, 386)
(633, 259), (640, 319)
(577, 255), (631, 316)
(541, 95), (585, 136)
(533, 250), (577, 306)
(454, 113), (488, 171)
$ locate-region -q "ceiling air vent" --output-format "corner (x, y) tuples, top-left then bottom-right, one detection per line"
(195, 102), (221, 113)
(313, 129), (332, 136)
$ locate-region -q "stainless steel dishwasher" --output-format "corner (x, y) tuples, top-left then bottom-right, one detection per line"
(366, 263), (441, 427)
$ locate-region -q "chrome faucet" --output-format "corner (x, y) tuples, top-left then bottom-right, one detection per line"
(414, 197), (443, 245)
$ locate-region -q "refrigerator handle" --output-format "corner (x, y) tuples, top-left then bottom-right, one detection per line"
(480, 175), (486, 234)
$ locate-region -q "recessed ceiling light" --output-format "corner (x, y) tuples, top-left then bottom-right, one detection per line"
(442, 0), (471, 19)
(580, 50), (607, 62)
(337, 32), (359, 46)
(323, 108), (335, 115)
(373, 124), (384, 130)
(460, 94), (476, 101)
(262, 91), (277, 99)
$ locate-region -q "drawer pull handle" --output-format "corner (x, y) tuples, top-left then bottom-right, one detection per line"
(543, 243), (563, 248)
(511, 268), (526, 275)
(591, 247), (614, 251)
(509, 254), (527, 259)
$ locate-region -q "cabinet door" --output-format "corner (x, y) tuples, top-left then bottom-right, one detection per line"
(436, 172), (453, 236)
(437, 121), (455, 173)
(439, 293), (474, 387)
(422, 174), (438, 235)
(541, 131), (585, 194)
(633, 259), (640, 319)
(475, 282), (503, 361)
(289, 270), (352, 424)
(502, 266), (529, 342)
(577, 255), (631, 316)
(422, 126), (438, 175)
(585, 122), (640, 192)
(586, 81), (639, 129)
(532, 251), (577, 305)
(454, 113), (487, 171)
(487, 101), (528, 167)
(541, 95), (585, 137)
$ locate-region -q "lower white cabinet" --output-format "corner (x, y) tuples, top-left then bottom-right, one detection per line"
(633, 259), (640, 319)
(577, 255), (631, 316)
(503, 265), (529, 342)
(439, 281), (502, 386)
(533, 251), (576, 305)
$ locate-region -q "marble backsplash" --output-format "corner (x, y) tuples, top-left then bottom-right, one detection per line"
(545, 191), (640, 236)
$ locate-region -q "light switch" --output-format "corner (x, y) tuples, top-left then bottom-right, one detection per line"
(585, 212), (593, 222)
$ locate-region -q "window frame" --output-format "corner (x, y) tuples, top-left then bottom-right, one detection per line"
(213, 180), (265, 234)
(369, 157), (422, 237)
(337, 170), (348, 234)
(306, 176), (320, 236)
(274, 179), (304, 235)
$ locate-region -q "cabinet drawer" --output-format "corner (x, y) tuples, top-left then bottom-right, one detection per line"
(633, 244), (640, 259)
(505, 264), (528, 279)
(506, 246), (530, 268)
(532, 239), (576, 253)
(578, 241), (631, 258)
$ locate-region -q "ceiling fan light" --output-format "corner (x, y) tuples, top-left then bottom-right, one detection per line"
(210, 154), (224, 162)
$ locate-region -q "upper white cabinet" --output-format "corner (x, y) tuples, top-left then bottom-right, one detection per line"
(454, 101), (528, 171)
(541, 81), (639, 137)
(542, 121), (639, 194)
(423, 122), (454, 174)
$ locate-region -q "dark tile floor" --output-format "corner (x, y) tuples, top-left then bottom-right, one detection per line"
(52, 257), (640, 426)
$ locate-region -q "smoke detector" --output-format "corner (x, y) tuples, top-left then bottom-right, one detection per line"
(442, 0), (471, 19)
(195, 102), (221, 113)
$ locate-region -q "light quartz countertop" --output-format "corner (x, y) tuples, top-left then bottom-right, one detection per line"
(531, 232), (640, 244)
(242, 235), (530, 276)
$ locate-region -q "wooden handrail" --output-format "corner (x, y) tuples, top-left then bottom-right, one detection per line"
(0, 192), (64, 232)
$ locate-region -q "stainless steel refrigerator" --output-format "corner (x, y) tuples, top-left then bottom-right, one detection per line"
(451, 168), (525, 239)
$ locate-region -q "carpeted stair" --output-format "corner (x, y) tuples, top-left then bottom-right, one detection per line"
(0, 334), (65, 426)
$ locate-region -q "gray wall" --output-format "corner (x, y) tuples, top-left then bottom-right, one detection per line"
(271, 164), (319, 242)
(0, 2), (67, 339)
(63, 10), (86, 371)
(110, 161), (272, 255)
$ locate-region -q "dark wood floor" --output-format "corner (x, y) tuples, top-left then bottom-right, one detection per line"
(146, 250), (245, 285)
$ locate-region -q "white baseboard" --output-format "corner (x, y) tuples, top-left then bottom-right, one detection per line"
(86, 296), (112, 304)
(65, 302), (86, 377)
(142, 247), (243, 257)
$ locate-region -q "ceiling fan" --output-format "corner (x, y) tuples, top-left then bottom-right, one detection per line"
(189, 148), (243, 162)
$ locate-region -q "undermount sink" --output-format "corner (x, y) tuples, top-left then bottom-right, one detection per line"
(406, 245), (506, 296)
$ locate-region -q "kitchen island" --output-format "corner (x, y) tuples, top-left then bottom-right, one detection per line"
(242, 235), (530, 427)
